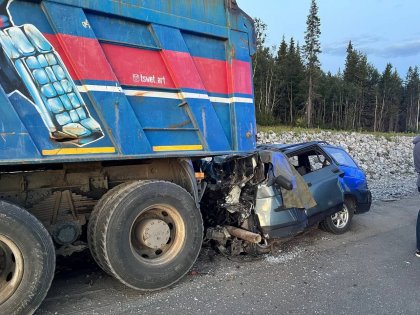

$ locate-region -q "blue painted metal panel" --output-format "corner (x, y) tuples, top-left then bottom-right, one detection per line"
(41, 2), (96, 39)
(128, 96), (195, 129)
(138, 0), (228, 26)
(232, 102), (257, 151)
(86, 13), (158, 49)
(0, 86), (41, 159)
(182, 32), (227, 61)
(151, 24), (189, 53)
(45, 0), (230, 38)
(5, 1), (54, 34)
(0, 0), (256, 165)
(144, 130), (202, 147)
(212, 102), (233, 147)
(229, 30), (252, 62)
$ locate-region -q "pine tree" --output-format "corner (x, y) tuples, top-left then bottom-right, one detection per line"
(285, 38), (305, 124)
(274, 37), (288, 121)
(404, 67), (420, 131)
(303, 0), (321, 127)
(344, 41), (359, 84)
(251, 14), (412, 132)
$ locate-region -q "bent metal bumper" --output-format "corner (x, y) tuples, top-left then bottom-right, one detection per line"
(356, 190), (372, 214)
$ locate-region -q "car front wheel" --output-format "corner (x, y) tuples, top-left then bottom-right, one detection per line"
(320, 201), (354, 234)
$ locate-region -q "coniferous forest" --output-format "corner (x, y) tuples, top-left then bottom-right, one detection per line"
(253, 0), (420, 133)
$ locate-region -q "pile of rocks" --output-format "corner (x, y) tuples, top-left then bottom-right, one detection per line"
(257, 130), (418, 200)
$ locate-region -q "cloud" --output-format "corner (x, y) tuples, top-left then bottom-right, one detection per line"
(323, 36), (420, 59)
(366, 40), (420, 58)
(323, 35), (383, 56)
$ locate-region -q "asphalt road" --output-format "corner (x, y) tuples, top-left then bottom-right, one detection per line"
(37, 196), (420, 315)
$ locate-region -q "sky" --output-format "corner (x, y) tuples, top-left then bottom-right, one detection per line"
(238, 0), (420, 77)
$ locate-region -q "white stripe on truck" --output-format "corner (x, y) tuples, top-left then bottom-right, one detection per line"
(77, 85), (253, 104)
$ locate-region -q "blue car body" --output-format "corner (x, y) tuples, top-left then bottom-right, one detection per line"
(265, 141), (372, 214)
(321, 144), (372, 213)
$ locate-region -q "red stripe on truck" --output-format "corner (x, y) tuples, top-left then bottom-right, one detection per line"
(44, 33), (117, 82)
(161, 50), (206, 91)
(101, 43), (176, 89)
(192, 56), (229, 94)
(44, 33), (252, 95)
(231, 59), (253, 95)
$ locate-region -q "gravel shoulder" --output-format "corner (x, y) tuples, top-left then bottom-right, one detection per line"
(37, 195), (420, 315)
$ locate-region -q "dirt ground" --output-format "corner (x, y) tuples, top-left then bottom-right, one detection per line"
(37, 196), (420, 315)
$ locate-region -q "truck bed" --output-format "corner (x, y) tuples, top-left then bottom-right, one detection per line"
(0, 0), (256, 165)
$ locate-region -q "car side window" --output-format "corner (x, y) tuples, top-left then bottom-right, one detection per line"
(308, 151), (331, 171)
(323, 147), (358, 168)
(289, 156), (299, 167)
(288, 148), (331, 175)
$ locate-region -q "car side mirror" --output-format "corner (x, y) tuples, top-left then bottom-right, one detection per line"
(332, 167), (345, 178)
(274, 175), (293, 190)
(265, 165), (293, 190)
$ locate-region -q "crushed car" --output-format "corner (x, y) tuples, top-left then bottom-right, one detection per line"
(198, 147), (347, 256)
(261, 141), (372, 221)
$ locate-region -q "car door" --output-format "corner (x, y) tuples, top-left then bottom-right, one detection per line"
(323, 146), (368, 191)
(288, 146), (344, 220)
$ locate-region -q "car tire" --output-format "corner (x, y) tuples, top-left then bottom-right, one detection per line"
(0, 201), (55, 315)
(90, 180), (203, 291)
(320, 200), (354, 234)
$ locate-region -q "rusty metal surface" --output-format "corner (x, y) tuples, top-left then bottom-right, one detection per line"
(225, 226), (261, 244)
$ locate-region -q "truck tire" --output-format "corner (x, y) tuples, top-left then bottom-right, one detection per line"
(320, 200), (354, 234)
(0, 201), (55, 315)
(91, 180), (203, 291)
(88, 181), (142, 274)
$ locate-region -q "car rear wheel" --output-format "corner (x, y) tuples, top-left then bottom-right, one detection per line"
(320, 201), (354, 234)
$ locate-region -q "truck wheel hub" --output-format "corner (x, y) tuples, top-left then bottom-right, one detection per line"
(0, 235), (24, 305)
(135, 219), (170, 249)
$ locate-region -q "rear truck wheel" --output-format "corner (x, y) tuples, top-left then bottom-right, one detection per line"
(0, 201), (55, 315)
(320, 200), (354, 234)
(89, 180), (203, 291)
(88, 181), (142, 275)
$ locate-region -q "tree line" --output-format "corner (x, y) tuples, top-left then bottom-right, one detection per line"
(252, 0), (420, 133)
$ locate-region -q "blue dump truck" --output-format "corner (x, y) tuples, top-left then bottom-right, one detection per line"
(0, 1), (348, 314)
(0, 1), (258, 313)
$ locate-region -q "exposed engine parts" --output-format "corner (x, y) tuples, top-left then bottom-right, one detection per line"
(200, 150), (315, 256)
(225, 226), (262, 244)
(200, 152), (270, 255)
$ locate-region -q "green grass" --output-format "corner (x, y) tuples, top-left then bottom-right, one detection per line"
(257, 124), (417, 139)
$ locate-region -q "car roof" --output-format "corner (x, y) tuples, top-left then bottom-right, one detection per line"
(259, 141), (342, 154)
